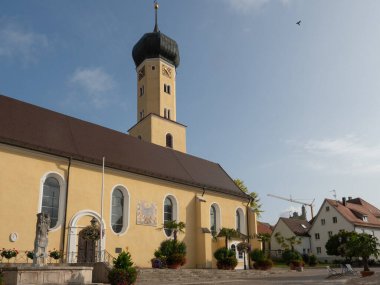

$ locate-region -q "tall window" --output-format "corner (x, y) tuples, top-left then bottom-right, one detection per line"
(111, 189), (124, 233)
(164, 197), (173, 236)
(333, 217), (337, 223)
(236, 210), (241, 233)
(42, 177), (60, 228)
(166, 134), (173, 148)
(167, 109), (171, 120)
(210, 205), (217, 235)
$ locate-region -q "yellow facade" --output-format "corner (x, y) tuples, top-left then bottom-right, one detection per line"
(129, 58), (187, 153)
(0, 143), (257, 268)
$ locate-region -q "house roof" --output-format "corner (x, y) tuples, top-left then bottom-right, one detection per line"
(326, 198), (380, 228)
(0, 95), (249, 200)
(279, 217), (311, 237)
(257, 221), (273, 235)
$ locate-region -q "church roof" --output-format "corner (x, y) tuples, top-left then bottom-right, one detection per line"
(0, 95), (248, 200)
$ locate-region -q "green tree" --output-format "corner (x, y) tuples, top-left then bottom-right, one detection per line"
(217, 228), (241, 249)
(234, 179), (262, 217)
(256, 233), (271, 252)
(347, 232), (380, 272)
(325, 230), (354, 259)
(274, 232), (301, 251)
(162, 220), (185, 241)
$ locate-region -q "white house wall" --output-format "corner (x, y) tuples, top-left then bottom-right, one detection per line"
(270, 219), (310, 256)
(309, 200), (354, 261)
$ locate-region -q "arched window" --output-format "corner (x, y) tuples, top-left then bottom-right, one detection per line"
(164, 197), (173, 236)
(210, 203), (221, 236)
(42, 177), (60, 228)
(166, 134), (173, 148)
(236, 210), (241, 233)
(111, 189), (124, 233)
(236, 208), (245, 234)
(210, 205), (217, 235)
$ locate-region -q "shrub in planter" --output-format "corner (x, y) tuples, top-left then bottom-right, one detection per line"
(282, 249), (301, 265)
(153, 240), (187, 269)
(108, 251), (137, 285)
(290, 259), (304, 270)
(214, 248), (238, 270)
(308, 254), (318, 266)
(249, 249), (265, 263)
(253, 259), (273, 270)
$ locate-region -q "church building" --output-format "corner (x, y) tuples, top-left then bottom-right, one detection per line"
(0, 4), (258, 269)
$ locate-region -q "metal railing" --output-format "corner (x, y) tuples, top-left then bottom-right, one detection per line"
(0, 250), (115, 267)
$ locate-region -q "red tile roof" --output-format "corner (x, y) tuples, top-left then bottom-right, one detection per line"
(0, 95), (249, 200)
(326, 198), (380, 228)
(280, 218), (311, 237)
(257, 221), (273, 235)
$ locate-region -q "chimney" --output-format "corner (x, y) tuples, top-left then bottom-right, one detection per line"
(301, 205), (307, 220)
(342, 197), (347, 206)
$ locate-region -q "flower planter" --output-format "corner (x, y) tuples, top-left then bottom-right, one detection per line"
(360, 271), (374, 277)
(167, 263), (181, 269)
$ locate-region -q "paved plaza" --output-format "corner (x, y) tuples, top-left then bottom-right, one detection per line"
(136, 267), (380, 285)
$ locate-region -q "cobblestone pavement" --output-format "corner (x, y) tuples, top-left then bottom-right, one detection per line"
(139, 268), (380, 285)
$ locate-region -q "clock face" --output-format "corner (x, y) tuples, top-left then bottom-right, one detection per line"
(162, 65), (172, 78)
(138, 66), (145, 81)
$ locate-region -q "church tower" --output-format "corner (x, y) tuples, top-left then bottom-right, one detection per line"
(129, 2), (187, 153)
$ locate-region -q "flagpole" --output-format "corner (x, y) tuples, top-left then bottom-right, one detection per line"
(100, 156), (105, 261)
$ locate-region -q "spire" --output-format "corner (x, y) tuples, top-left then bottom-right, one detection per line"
(154, 1), (160, 32)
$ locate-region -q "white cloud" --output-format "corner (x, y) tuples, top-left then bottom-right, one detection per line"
(68, 67), (117, 108)
(224, 0), (294, 13)
(289, 136), (380, 175)
(0, 20), (48, 63)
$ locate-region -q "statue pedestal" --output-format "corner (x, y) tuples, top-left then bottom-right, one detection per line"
(1, 265), (93, 285)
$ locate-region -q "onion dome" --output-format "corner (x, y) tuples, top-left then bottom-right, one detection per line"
(132, 1), (180, 68)
(132, 31), (180, 68)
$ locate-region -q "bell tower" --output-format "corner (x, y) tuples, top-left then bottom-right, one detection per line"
(129, 2), (187, 153)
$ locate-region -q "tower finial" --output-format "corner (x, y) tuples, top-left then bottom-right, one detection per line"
(154, 1), (159, 32)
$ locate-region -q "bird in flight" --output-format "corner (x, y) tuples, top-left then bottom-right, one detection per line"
(296, 20), (301, 26)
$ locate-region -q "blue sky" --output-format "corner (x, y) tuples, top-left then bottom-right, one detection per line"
(2, 0), (380, 225)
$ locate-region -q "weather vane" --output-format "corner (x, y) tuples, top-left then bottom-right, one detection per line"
(154, 1), (159, 32)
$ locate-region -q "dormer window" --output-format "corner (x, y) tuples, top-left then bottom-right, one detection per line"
(363, 215), (368, 222)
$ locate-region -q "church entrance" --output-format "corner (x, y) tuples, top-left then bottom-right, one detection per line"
(77, 229), (96, 263)
(77, 218), (100, 263)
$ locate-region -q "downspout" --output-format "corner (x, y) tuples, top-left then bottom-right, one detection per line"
(246, 197), (253, 269)
(61, 157), (72, 258)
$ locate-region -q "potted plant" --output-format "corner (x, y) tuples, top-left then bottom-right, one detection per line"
(250, 249), (273, 270)
(108, 251), (138, 285)
(214, 247), (238, 270)
(49, 249), (62, 260)
(153, 240), (186, 269)
(26, 250), (34, 261)
(1, 248), (18, 260)
(346, 232), (380, 277)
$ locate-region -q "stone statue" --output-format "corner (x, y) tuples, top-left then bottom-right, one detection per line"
(33, 212), (50, 266)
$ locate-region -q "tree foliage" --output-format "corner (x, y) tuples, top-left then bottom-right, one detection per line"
(217, 228), (241, 249)
(234, 179), (262, 217)
(326, 231), (380, 272)
(325, 230), (354, 258)
(162, 220), (185, 241)
(274, 232), (301, 251)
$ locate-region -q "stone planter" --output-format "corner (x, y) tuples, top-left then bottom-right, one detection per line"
(167, 263), (181, 269)
(360, 271), (374, 277)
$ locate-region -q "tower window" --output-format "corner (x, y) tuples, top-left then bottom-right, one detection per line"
(164, 84), (171, 94)
(139, 85), (144, 96)
(164, 108), (167, 118)
(138, 135), (142, 140)
(139, 110), (144, 120)
(152, 66), (156, 70)
(168, 109), (171, 120)
(166, 133), (173, 148)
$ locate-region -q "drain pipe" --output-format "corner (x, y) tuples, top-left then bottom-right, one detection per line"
(246, 197), (253, 270)
(61, 157), (72, 260)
